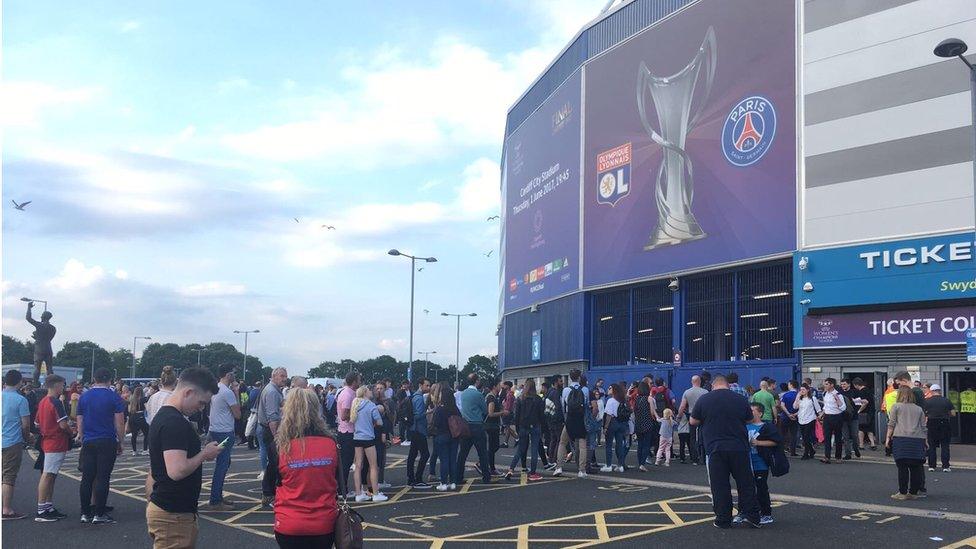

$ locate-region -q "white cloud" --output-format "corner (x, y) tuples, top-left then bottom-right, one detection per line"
(378, 338), (406, 351)
(1, 82), (99, 128)
(177, 125), (197, 142)
(178, 281), (248, 297)
(47, 259), (106, 290)
(216, 77), (251, 94)
(221, 39), (544, 166)
(120, 20), (141, 33)
(114, 270), (130, 280)
(457, 158), (501, 216)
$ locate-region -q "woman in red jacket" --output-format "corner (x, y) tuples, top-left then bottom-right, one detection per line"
(274, 388), (339, 548)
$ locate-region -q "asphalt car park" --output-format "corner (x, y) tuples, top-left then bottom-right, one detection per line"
(3, 443), (976, 548)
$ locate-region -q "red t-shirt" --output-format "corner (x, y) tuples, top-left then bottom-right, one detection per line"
(274, 435), (339, 536)
(37, 396), (70, 453)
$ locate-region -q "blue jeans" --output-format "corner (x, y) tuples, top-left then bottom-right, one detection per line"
(209, 431), (234, 504)
(429, 436), (438, 477)
(636, 430), (653, 466)
(510, 425), (541, 473)
(455, 423), (490, 484)
(605, 421), (628, 467)
(434, 434), (459, 484)
(256, 424), (269, 471)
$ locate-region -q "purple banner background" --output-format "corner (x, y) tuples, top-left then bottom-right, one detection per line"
(803, 306), (976, 348)
(503, 71), (582, 312)
(582, 0), (796, 288)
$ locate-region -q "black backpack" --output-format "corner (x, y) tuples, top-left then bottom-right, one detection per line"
(653, 391), (669, 415)
(841, 394), (856, 421)
(566, 386), (586, 419)
(616, 401), (631, 422)
(398, 394), (415, 426)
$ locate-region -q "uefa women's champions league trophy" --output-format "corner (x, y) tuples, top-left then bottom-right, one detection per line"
(637, 26), (717, 250)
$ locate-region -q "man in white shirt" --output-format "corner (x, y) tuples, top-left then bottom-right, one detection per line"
(817, 377), (846, 464)
(201, 364), (241, 511)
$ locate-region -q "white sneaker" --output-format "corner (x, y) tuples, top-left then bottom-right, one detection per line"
(345, 491), (357, 499)
(600, 465), (613, 473)
(449, 483), (457, 490)
(371, 493), (388, 502)
(131, 451), (138, 456)
(944, 468), (952, 472)
(436, 483), (449, 491)
(354, 493), (370, 503)
(401, 441), (411, 447)
(350, 464), (356, 472)
(552, 467), (563, 477)
(577, 470), (587, 479)
(638, 465), (648, 472)
(614, 466), (625, 472)
(928, 467), (935, 472)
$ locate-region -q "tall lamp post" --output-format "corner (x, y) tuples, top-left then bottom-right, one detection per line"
(83, 346), (96, 382)
(389, 249), (437, 383)
(132, 336), (151, 379)
(234, 330), (259, 384)
(441, 312), (477, 386)
(195, 348), (206, 367)
(419, 350), (437, 379)
(934, 38), (976, 233)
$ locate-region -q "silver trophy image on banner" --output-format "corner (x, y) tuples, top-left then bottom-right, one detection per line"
(637, 26), (716, 250)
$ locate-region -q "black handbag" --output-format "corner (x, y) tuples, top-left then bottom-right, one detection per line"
(333, 441), (365, 549)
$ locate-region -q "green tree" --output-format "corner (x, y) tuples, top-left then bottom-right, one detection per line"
(55, 340), (111, 381)
(461, 354), (498, 381)
(109, 348), (134, 379)
(2, 335), (33, 364)
(138, 342), (185, 377)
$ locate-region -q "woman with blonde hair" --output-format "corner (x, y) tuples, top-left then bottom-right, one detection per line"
(273, 388), (339, 548)
(127, 385), (149, 456)
(426, 382), (442, 483)
(350, 385), (387, 502)
(886, 386), (927, 500)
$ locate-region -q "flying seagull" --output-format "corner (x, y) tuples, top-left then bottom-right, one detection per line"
(293, 217), (300, 223)
(11, 200), (31, 211)
(486, 215), (499, 221)
(484, 250), (494, 257)
(423, 309), (430, 315)
(321, 225), (336, 230)
(417, 267), (424, 272)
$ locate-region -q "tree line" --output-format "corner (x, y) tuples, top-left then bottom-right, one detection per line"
(2, 334), (499, 386)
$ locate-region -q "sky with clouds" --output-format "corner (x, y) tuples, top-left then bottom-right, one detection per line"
(2, 0), (601, 374)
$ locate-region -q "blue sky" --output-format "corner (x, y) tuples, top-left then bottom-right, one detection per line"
(2, 0), (599, 373)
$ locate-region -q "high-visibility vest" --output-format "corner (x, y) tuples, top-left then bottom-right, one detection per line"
(948, 390), (961, 410)
(960, 390), (976, 414)
(884, 389), (898, 414)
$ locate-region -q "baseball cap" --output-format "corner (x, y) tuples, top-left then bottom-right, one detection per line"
(930, 384), (941, 392)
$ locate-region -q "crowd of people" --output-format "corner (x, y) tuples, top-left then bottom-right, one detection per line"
(0, 363), (962, 546)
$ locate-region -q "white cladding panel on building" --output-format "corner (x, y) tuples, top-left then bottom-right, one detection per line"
(802, 0), (976, 248)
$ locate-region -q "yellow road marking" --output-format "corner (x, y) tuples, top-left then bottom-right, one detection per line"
(458, 478), (475, 494)
(658, 501), (685, 525)
(593, 512), (610, 540)
(516, 524), (529, 549)
(942, 534), (976, 549)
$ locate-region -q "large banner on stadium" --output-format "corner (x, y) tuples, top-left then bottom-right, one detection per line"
(582, 0), (796, 288)
(503, 71), (582, 312)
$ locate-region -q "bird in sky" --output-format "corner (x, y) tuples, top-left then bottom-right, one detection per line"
(485, 250), (494, 257)
(423, 309), (430, 315)
(486, 215), (500, 221)
(293, 217), (300, 223)
(417, 267), (424, 272)
(322, 225), (336, 230)
(11, 200), (31, 211)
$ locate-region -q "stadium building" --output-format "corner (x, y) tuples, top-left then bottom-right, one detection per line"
(497, 0), (976, 443)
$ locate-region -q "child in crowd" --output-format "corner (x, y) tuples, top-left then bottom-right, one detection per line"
(677, 411), (691, 463)
(655, 409), (676, 466)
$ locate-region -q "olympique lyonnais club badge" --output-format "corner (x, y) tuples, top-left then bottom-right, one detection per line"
(596, 143), (632, 206)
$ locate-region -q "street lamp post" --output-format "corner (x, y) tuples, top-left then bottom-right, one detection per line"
(196, 348), (206, 368)
(934, 38), (976, 233)
(419, 350), (437, 379)
(389, 249), (437, 384)
(132, 336), (151, 379)
(441, 312), (477, 386)
(83, 346), (96, 382)
(234, 330), (260, 384)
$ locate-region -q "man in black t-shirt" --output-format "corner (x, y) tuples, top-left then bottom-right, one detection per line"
(850, 378), (877, 450)
(690, 374), (760, 529)
(147, 368), (221, 549)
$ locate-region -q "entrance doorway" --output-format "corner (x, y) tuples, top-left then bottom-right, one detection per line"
(943, 370), (976, 444)
(843, 370), (888, 443)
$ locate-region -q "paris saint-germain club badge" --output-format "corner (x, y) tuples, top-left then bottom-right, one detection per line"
(721, 95), (776, 167)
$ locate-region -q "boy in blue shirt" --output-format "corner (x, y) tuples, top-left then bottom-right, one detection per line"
(737, 402), (778, 526)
